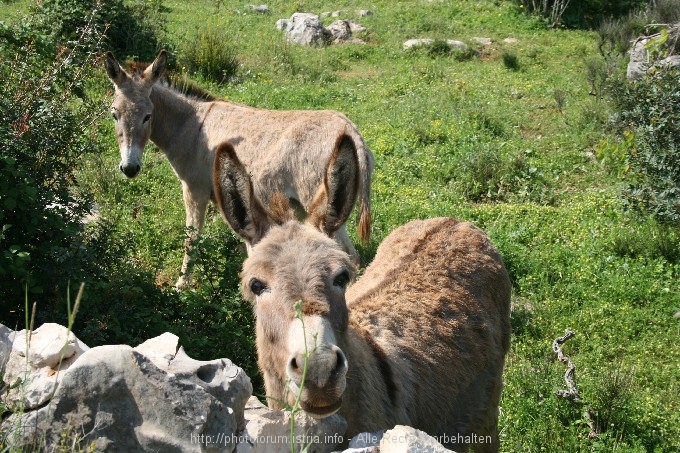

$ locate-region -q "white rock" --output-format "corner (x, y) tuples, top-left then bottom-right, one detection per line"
(472, 37), (492, 45)
(3, 323), (89, 410)
(133, 331), (179, 369)
(403, 38), (435, 50)
(0, 323), (15, 376)
(275, 19), (289, 31)
(236, 406), (346, 453)
(349, 430), (385, 448)
(3, 337), (252, 452)
(379, 426), (452, 453)
(284, 13), (332, 47)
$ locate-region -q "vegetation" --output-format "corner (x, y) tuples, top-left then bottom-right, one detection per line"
(1, 0), (679, 451)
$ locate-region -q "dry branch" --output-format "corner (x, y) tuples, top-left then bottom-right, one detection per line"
(552, 330), (579, 401)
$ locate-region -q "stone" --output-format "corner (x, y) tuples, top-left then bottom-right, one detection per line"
(2, 335), (252, 452)
(235, 404), (347, 453)
(275, 19), (289, 31)
(627, 24), (680, 79)
(284, 13), (332, 47)
(0, 323), (15, 376)
(403, 39), (468, 52)
(348, 430), (385, 448)
(247, 4), (270, 14)
(379, 426), (451, 453)
(503, 37), (519, 43)
(472, 37), (492, 45)
(403, 38), (435, 50)
(2, 323), (89, 410)
(328, 20), (353, 43)
(358, 10), (373, 17)
(348, 21), (367, 34)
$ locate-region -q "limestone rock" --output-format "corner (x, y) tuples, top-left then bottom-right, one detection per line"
(403, 39), (468, 51)
(2, 335), (252, 452)
(348, 430), (385, 448)
(472, 37), (492, 45)
(236, 401), (347, 453)
(284, 13), (332, 47)
(379, 426), (451, 453)
(2, 323), (89, 410)
(0, 323), (15, 376)
(247, 4), (270, 14)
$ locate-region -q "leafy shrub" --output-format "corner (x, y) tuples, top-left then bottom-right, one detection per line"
(178, 28), (239, 83)
(454, 146), (550, 204)
(502, 51), (521, 71)
(0, 14), (103, 325)
(32, 0), (170, 62)
(611, 66), (680, 224)
(515, 0), (649, 28)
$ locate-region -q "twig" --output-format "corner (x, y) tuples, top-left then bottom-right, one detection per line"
(552, 330), (579, 401)
(552, 331), (600, 438)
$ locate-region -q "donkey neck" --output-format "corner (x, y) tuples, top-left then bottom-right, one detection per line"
(339, 321), (408, 435)
(148, 84), (213, 159)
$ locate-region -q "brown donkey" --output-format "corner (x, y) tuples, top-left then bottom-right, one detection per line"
(104, 51), (373, 289)
(213, 135), (511, 452)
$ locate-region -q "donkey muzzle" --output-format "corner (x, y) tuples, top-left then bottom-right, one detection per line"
(119, 162), (141, 178)
(287, 345), (348, 418)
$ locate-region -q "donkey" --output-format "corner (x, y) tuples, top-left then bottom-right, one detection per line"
(213, 134), (512, 452)
(104, 50), (373, 289)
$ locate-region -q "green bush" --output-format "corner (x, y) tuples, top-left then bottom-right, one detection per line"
(502, 51), (521, 71)
(32, 0), (170, 62)
(0, 14), (102, 324)
(611, 66), (680, 224)
(515, 0), (648, 28)
(178, 28), (239, 83)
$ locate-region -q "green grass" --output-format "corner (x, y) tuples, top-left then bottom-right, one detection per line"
(2, 0), (679, 451)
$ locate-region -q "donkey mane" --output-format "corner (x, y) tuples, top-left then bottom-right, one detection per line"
(124, 60), (216, 102)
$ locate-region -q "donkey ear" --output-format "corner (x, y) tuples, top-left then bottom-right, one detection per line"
(143, 49), (167, 84)
(104, 52), (127, 86)
(308, 134), (360, 237)
(213, 142), (271, 245)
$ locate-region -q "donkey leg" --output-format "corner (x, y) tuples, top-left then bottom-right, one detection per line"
(175, 182), (209, 290)
(334, 224), (360, 267)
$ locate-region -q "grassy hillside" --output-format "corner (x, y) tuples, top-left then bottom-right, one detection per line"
(2, 0), (679, 451)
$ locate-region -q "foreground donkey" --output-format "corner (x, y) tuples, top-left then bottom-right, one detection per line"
(104, 51), (373, 289)
(213, 134), (511, 452)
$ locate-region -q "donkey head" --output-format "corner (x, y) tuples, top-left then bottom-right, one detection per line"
(104, 50), (167, 178)
(214, 134), (360, 418)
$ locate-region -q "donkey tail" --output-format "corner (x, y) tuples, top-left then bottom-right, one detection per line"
(351, 132), (374, 245)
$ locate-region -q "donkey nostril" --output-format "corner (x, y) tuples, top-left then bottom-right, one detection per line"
(290, 357), (299, 371)
(333, 348), (348, 376)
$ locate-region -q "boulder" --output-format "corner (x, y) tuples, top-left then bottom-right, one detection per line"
(247, 4), (270, 14)
(236, 396), (347, 453)
(284, 13), (332, 47)
(2, 323), (89, 410)
(471, 37), (492, 45)
(379, 426), (452, 453)
(627, 24), (680, 79)
(403, 39), (468, 51)
(2, 332), (252, 452)
(0, 323), (15, 376)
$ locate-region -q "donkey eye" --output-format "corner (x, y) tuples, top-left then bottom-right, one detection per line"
(333, 271), (350, 289)
(249, 278), (268, 296)
(111, 112), (118, 121)
(143, 114), (152, 123)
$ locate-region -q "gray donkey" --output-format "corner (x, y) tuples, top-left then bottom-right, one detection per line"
(105, 51), (373, 289)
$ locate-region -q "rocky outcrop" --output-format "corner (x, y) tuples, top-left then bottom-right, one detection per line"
(276, 13), (368, 46)
(0, 324), (454, 452)
(627, 23), (680, 79)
